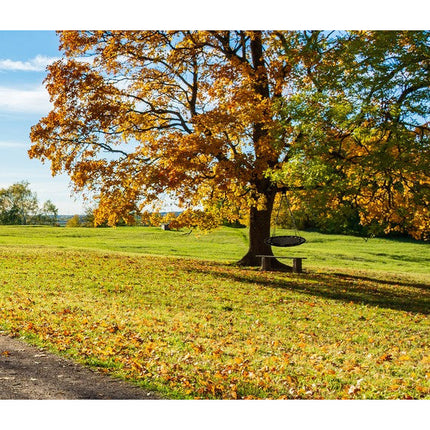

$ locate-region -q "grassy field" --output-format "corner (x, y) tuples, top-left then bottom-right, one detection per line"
(0, 225), (428, 399)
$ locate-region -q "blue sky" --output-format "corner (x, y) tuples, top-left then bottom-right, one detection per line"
(0, 31), (86, 214)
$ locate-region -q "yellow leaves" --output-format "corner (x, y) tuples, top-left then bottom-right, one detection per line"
(191, 343), (205, 354)
(398, 354), (412, 362)
(420, 355), (430, 365)
(167, 210), (219, 231)
(107, 324), (120, 334)
(143, 341), (157, 355)
(234, 356), (249, 366)
(377, 353), (393, 364)
(375, 351), (416, 365)
(212, 348), (223, 358)
(416, 385), (429, 394)
(131, 360), (146, 373)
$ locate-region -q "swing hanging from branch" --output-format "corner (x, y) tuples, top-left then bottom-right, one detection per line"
(265, 190), (306, 247)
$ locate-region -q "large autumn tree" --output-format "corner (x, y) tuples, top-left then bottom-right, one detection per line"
(29, 31), (429, 267)
(29, 31), (296, 267)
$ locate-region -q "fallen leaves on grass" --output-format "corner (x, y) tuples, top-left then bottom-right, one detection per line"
(0, 247), (429, 399)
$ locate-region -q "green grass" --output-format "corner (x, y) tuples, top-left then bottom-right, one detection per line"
(0, 225), (428, 399)
(0, 225), (428, 278)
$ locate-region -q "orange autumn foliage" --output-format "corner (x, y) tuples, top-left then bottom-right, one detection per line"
(29, 31), (292, 265)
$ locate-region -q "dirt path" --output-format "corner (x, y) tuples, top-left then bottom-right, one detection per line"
(0, 334), (161, 399)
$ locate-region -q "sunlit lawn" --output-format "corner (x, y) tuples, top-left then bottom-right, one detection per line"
(0, 225), (428, 399)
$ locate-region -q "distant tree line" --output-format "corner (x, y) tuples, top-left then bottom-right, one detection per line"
(0, 181), (59, 225)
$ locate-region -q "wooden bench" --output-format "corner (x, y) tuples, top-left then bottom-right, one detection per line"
(256, 255), (307, 273)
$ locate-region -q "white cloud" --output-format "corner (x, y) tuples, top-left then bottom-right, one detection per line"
(0, 55), (95, 74)
(0, 55), (59, 72)
(0, 85), (51, 114)
(0, 141), (28, 148)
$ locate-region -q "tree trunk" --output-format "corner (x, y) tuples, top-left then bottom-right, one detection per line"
(236, 32), (291, 270)
(237, 190), (292, 271)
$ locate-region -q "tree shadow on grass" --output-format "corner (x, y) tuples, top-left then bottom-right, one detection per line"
(192, 263), (430, 315)
(329, 272), (430, 291)
(299, 272), (430, 314)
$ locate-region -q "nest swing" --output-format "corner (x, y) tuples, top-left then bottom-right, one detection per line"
(265, 190), (306, 248)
